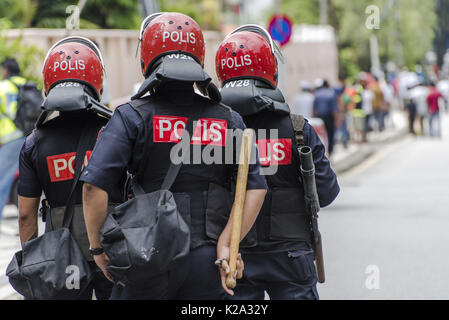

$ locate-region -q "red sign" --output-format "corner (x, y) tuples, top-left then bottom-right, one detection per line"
(257, 138), (292, 166)
(153, 115), (188, 143)
(47, 151), (92, 182)
(153, 115), (228, 146)
(191, 118), (228, 146)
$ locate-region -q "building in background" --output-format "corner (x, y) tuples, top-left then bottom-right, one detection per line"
(282, 24), (338, 103)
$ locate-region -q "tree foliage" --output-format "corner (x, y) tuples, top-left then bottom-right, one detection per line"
(158, 0), (221, 30)
(276, 0), (437, 79)
(1, 0), (143, 29)
(0, 19), (44, 87)
(281, 0), (319, 25)
(333, 0), (436, 73)
(0, 0), (38, 28)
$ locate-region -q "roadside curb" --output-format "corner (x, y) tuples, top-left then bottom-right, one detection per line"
(332, 127), (409, 175)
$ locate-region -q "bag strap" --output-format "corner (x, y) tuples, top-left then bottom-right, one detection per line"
(129, 97), (197, 193)
(6, 78), (21, 90)
(62, 124), (97, 228)
(128, 97), (153, 181)
(160, 111), (195, 190)
(290, 114), (306, 148)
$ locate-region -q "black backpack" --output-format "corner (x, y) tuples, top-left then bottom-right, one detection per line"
(11, 80), (44, 136)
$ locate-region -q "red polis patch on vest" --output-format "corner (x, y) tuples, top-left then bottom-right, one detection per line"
(47, 151), (92, 182)
(153, 116), (227, 146)
(257, 139), (292, 166)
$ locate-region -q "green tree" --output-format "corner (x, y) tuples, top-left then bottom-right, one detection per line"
(333, 0), (436, 76)
(0, 19), (44, 86)
(0, 0), (38, 28)
(278, 0), (437, 79)
(158, 0), (221, 30)
(281, 0), (319, 25)
(30, 0), (141, 29)
(82, 0), (141, 29)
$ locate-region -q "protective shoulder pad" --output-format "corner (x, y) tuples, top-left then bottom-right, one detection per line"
(128, 96), (153, 109)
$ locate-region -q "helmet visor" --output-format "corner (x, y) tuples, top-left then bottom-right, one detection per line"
(136, 12), (164, 57)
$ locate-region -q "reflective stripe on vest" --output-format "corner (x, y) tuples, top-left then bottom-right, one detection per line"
(0, 77), (26, 143)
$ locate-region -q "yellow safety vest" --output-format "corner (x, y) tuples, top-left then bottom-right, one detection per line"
(0, 76), (26, 144)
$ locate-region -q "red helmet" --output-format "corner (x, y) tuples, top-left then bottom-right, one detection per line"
(139, 12), (205, 77)
(216, 25), (282, 88)
(42, 36), (104, 100)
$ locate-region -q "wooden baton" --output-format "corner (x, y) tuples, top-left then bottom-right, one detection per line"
(225, 129), (254, 289)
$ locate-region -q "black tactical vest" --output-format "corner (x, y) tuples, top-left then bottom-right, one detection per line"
(130, 91), (236, 249)
(34, 111), (121, 260)
(221, 80), (312, 249)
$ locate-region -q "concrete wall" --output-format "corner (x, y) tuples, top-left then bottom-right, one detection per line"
(281, 25), (339, 102)
(5, 28), (223, 105)
(6, 25), (338, 106)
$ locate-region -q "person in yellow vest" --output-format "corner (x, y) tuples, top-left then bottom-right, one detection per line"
(0, 58), (26, 229)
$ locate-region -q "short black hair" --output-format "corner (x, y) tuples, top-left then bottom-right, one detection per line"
(1, 58), (20, 75)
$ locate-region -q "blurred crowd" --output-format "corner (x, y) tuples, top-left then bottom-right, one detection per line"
(291, 69), (448, 157)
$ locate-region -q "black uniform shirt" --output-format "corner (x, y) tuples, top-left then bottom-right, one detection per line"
(18, 111), (125, 206)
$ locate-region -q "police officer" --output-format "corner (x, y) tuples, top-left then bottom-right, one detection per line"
(81, 12), (267, 300)
(215, 25), (340, 300)
(18, 37), (122, 300)
(0, 58), (26, 228)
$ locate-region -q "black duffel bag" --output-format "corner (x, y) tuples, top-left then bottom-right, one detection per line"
(100, 181), (191, 285)
(99, 99), (193, 286)
(6, 126), (95, 299)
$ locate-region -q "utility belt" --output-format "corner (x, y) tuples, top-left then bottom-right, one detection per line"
(141, 180), (214, 194)
(42, 201), (117, 262)
(241, 187), (312, 248)
(161, 182), (233, 249)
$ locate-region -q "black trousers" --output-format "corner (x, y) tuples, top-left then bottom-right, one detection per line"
(228, 249), (319, 300)
(320, 115), (335, 155)
(407, 102), (417, 134)
(109, 245), (225, 300)
(78, 262), (113, 300)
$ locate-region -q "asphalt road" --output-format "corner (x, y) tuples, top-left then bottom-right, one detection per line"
(318, 113), (449, 300)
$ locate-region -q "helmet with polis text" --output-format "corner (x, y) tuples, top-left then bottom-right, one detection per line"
(38, 37), (112, 124)
(215, 24), (283, 89)
(139, 12), (205, 78)
(42, 36), (105, 100)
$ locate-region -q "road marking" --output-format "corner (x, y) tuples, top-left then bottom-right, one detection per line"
(343, 136), (411, 178)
